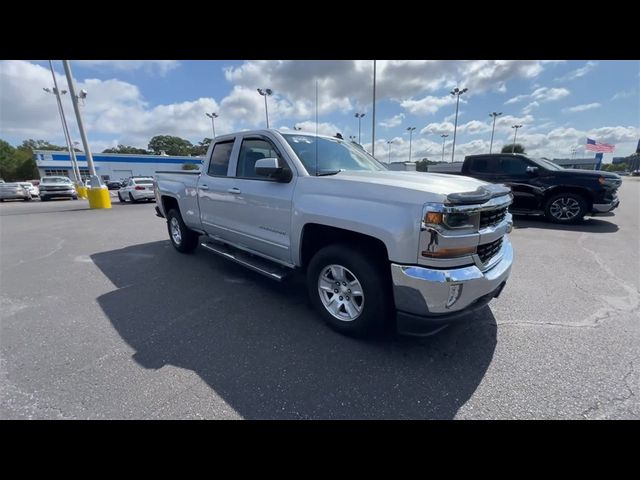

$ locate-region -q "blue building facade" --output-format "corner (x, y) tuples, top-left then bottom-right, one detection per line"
(34, 150), (203, 182)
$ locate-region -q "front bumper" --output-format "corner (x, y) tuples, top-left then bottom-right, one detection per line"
(40, 189), (76, 198)
(391, 236), (513, 336)
(592, 197), (620, 213)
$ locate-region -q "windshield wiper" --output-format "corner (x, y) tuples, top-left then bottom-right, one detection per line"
(316, 169), (342, 176)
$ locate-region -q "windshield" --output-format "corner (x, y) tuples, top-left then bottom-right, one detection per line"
(282, 134), (387, 174)
(42, 177), (72, 184)
(532, 158), (564, 171)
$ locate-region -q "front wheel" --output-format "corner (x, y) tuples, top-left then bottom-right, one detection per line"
(306, 244), (391, 337)
(166, 209), (199, 253)
(544, 193), (587, 224)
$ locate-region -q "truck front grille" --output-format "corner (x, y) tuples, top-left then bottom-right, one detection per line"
(479, 206), (507, 229)
(477, 237), (503, 264)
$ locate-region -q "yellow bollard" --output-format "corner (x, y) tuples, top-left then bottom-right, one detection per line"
(76, 185), (88, 199)
(87, 186), (112, 209)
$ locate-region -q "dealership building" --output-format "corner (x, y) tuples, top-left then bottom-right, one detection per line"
(33, 150), (203, 182)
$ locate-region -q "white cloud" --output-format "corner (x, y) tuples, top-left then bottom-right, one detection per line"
(74, 60), (180, 76)
(278, 121), (342, 137)
(505, 94), (529, 104)
(611, 89), (637, 100)
(562, 103), (601, 113)
(379, 113), (405, 128)
(506, 86), (570, 107)
(401, 95), (456, 116)
(420, 122), (454, 135)
(522, 101), (540, 114)
(554, 61), (598, 82)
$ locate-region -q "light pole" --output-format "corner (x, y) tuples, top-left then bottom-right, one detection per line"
(354, 112), (365, 144)
(406, 127), (416, 162)
(440, 134), (449, 163)
(450, 87), (468, 162)
(257, 88), (273, 128)
(293, 125), (302, 131)
(489, 111), (502, 154)
(387, 140), (394, 164)
(349, 135), (357, 142)
(511, 124), (523, 153)
(205, 112), (218, 138)
(62, 60), (104, 199)
(43, 61), (81, 185)
(372, 59), (377, 157)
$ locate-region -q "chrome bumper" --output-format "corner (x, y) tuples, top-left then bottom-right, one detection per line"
(391, 236), (513, 318)
(592, 198), (620, 213)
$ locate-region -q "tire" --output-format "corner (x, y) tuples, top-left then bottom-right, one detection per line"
(544, 192), (587, 224)
(25, 197), (32, 201)
(118, 192), (126, 203)
(306, 244), (391, 337)
(166, 208), (199, 253)
(40, 196), (48, 202)
(72, 195), (78, 200)
(129, 192), (137, 203)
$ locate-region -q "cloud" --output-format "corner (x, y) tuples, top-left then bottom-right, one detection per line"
(562, 103), (601, 113)
(522, 101), (540, 114)
(74, 60), (180, 76)
(611, 89), (637, 100)
(379, 113), (405, 128)
(554, 61), (598, 82)
(225, 60), (552, 117)
(401, 95), (456, 115)
(506, 86), (570, 107)
(278, 121), (342, 137)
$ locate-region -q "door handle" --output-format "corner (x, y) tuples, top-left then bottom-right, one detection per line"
(199, 184), (209, 190)
(228, 187), (241, 194)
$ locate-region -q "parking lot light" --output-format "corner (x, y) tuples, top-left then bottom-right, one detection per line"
(511, 124), (523, 153)
(257, 89), (273, 128)
(489, 112), (502, 154)
(407, 127), (416, 163)
(450, 87), (468, 162)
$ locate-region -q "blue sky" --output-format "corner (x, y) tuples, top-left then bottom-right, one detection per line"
(1, 60), (638, 163)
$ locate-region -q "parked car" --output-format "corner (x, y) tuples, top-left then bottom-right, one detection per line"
(39, 176), (78, 201)
(118, 177), (156, 203)
(434, 153), (621, 224)
(0, 182), (32, 202)
(106, 180), (122, 190)
(20, 182), (39, 197)
(155, 129), (514, 337)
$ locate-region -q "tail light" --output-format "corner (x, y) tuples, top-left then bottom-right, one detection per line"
(134, 186), (145, 190)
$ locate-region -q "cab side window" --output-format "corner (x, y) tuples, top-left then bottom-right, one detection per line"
(236, 138), (284, 179)
(498, 156), (530, 175)
(208, 141), (235, 176)
(468, 157), (497, 175)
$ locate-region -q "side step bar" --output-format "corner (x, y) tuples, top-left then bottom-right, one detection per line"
(200, 241), (291, 281)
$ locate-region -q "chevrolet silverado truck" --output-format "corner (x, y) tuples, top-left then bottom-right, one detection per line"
(433, 153), (621, 224)
(154, 130), (514, 337)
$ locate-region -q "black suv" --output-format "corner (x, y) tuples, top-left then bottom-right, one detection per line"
(460, 154), (621, 223)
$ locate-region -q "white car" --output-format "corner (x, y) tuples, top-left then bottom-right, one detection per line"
(20, 182), (39, 197)
(118, 177), (156, 203)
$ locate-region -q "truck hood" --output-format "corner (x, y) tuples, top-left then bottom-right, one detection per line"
(323, 170), (509, 203)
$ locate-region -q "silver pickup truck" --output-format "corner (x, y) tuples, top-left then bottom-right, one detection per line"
(154, 129), (514, 337)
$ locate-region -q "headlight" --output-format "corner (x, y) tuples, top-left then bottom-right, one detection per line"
(422, 208), (477, 230)
(598, 176), (618, 186)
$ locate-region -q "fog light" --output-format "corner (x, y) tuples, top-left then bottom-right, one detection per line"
(446, 284), (463, 309)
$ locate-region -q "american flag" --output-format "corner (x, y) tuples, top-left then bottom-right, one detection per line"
(586, 138), (615, 153)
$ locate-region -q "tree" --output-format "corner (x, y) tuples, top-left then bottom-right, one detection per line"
(148, 135), (194, 156)
(190, 138), (212, 157)
(102, 145), (149, 154)
(0, 140), (18, 180)
(18, 139), (67, 152)
(501, 144), (525, 154)
(182, 163), (200, 171)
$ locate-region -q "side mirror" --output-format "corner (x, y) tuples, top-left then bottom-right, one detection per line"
(526, 166), (539, 175)
(255, 158), (291, 182)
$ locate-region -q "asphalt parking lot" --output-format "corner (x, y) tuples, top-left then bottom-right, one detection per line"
(1, 179), (638, 419)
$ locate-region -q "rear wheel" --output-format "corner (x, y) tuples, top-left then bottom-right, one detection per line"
(306, 244), (391, 337)
(166, 209), (199, 253)
(129, 192), (137, 203)
(544, 193), (587, 224)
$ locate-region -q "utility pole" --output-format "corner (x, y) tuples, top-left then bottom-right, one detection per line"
(489, 111), (502, 154)
(44, 60), (81, 185)
(511, 124), (523, 153)
(441, 134), (449, 163)
(63, 60), (110, 208)
(371, 60), (377, 157)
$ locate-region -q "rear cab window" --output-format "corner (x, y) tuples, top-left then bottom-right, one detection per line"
(208, 141), (235, 176)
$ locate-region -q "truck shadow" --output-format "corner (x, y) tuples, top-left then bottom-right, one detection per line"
(91, 240), (497, 419)
(512, 215), (619, 233)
